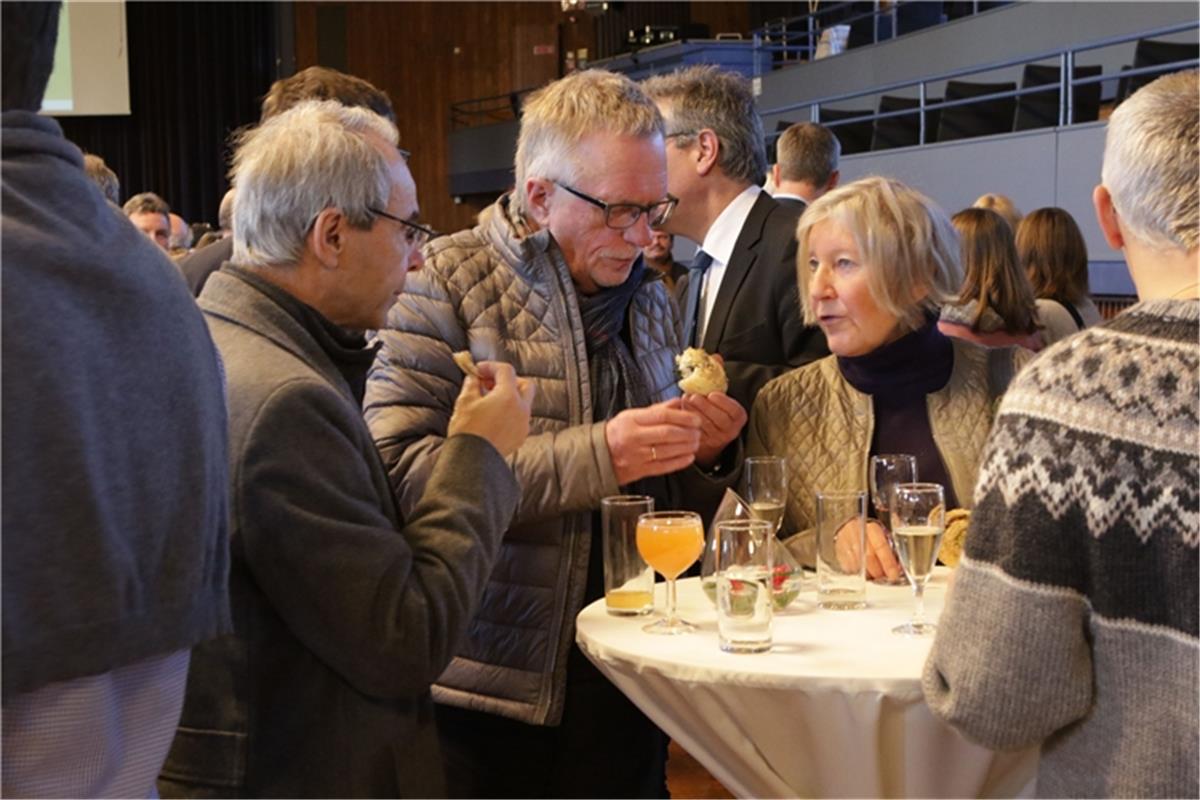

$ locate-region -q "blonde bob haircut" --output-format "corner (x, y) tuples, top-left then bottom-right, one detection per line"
(513, 70), (663, 217)
(797, 176), (962, 332)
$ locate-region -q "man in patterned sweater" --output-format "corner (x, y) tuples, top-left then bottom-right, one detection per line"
(923, 69), (1198, 798)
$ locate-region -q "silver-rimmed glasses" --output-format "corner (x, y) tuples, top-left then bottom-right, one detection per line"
(554, 182), (678, 230)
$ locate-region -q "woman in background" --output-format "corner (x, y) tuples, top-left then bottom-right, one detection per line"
(973, 192), (1022, 232)
(1017, 206), (1103, 344)
(747, 177), (1029, 580)
(939, 207), (1043, 350)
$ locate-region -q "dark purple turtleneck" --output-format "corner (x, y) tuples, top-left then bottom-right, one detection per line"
(837, 316), (959, 509)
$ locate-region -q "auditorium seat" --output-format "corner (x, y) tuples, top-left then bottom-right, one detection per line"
(816, 107), (875, 155)
(935, 79), (1017, 142)
(870, 95), (941, 151)
(1116, 38), (1199, 102)
(1014, 63), (1103, 130)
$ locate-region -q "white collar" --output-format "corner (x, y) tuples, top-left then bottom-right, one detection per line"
(699, 185), (761, 266)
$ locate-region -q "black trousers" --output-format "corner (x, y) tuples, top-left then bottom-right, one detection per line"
(435, 650), (669, 799)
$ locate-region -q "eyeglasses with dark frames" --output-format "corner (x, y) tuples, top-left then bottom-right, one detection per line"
(554, 182), (678, 230)
(368, 206), (438, 248)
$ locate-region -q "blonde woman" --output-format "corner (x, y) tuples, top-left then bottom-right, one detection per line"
(747, 177), (1029, 580)
(940, 207), (1044, 350)
(973, 192), (1022, 231)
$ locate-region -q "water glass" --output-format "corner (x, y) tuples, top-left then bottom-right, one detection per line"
(601, 495), (655, 616)
(815, 490), (868, 610)
(715, 518), (775, 653)
(869, 454), (918, 585)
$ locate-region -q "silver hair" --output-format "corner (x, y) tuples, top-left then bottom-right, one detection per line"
(231, 99), (399, 268)
(1102, 70), (1198, 252)
(643, 65), (767, 186)
(513, 70), (663, 217)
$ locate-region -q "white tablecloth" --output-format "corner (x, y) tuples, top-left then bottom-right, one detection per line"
(576, 571), (1037, 799)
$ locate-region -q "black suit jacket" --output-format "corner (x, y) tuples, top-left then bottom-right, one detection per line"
(773, 195), (808, 213)
(676, 192), (828, 411)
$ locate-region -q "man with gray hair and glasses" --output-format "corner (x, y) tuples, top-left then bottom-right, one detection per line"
(925, 69), (1198, 798)
(644, 65), (828, 412)
(366, 69), (745, 797)
(158, 99), (535, 797)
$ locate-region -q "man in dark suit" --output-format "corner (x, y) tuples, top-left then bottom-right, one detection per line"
(644, 66), (828, 411)
(772, 121), (841, 213)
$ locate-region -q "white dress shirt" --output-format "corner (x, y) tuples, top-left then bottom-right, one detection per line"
(695, 185), (761, 344)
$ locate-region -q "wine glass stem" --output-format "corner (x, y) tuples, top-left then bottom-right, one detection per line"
(912, 582), (926, 627)
(666, 578), (678, 626)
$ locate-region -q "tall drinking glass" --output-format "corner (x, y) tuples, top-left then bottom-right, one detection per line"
(636, 511), (705, 635)
(742, 456), (786, 535)
(869, 454), (917, 585)
(890, 482), (945, 636)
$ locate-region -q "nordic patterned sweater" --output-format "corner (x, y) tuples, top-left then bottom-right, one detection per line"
(923, 298), (1199, 799)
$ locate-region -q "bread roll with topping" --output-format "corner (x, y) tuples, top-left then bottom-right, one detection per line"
(676, 347), (728, 395)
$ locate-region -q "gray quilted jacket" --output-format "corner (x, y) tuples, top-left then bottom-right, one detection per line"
(366, 195), (701, 726)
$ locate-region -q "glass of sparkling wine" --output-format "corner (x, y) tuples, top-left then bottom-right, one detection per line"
(636, 511), (705, 635)
(869, 454), (918, 585)
(889, 482), (945, 636)
(742, 456), (786, 535)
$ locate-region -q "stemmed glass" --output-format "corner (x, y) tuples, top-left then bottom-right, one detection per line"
(869, 454), (918, 585)
(742, 456), (786, 536)
(889, 482), (945, 636)
(636, 510), (705, 635)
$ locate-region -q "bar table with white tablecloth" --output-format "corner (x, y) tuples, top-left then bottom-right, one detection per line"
(576, 570), (1038, 798)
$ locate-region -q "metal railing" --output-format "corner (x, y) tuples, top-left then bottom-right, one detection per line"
(759, 19), (1198, 148)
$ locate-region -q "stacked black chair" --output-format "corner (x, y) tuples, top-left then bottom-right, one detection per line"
(935, 79), (1018, 142)
(870, 95), (942, 151)
(816, 107), (875, 155)
(1116, 38), (1200, 102)
(1014, 63), (1103, 130)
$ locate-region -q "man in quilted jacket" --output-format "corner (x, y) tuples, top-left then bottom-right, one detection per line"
(366, 69), (745, 798)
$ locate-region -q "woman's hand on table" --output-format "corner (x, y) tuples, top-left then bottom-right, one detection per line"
(835, 520), (904, 581)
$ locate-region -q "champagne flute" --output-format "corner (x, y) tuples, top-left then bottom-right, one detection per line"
(889, 482), (945, 636)
(742, 456), (787, 535)
(869, 454), (917, 585)
(636, 511), (705, 635)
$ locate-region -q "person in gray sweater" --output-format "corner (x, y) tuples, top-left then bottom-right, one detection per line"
(158, 100), (535, 797)
(2, 4), (230, 796)
(923, 69), (1199, 799)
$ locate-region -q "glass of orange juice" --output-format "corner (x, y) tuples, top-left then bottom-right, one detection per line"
(636, 510), (705, 634)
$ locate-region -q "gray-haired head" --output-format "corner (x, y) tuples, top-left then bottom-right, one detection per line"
(231, 99), (399, 268)
(642, 65), (767, 186)
(83, 153), (120, 205)
(1102, 69), (1198, 252)
(513, 69), (663, 218)
(776, 122), (840, 187)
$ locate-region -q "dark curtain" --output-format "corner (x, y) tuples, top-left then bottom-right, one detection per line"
(58, 2), (280, 226)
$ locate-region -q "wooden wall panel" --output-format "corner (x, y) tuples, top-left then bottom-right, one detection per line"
(294, 1), (563, 233)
